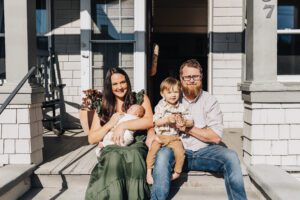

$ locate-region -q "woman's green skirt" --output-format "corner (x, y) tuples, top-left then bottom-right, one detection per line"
(85, 134), (150, 200)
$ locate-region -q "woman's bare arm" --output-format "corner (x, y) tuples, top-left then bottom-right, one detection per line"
(80, 109), (123, 144)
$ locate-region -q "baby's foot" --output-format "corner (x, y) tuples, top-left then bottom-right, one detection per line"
(98, 142), (104, 148)
(171, 172), (180, 181)
(147, 172), (154, 184)
(95, 147), (102, 157)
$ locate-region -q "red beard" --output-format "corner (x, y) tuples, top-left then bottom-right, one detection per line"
(182, 84), (201, 99)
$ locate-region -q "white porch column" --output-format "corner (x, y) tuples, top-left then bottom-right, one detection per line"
(133, 0), (146, 91)
(5, 0), (36, 84)
(245, 0), (277, 82)
(241, 0), (300, 169)
(0, 0), (44, 165)
(80, 0), (92, 92)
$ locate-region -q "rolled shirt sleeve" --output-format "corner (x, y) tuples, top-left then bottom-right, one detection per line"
(204, 96), (223, 138)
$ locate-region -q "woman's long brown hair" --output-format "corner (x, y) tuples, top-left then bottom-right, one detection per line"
(100, 68), (136, 126)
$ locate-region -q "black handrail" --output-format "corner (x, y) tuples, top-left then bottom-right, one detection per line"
(0, 66), (37, 115)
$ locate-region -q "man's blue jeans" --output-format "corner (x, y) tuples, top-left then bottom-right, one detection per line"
(151, 145), (247, 200)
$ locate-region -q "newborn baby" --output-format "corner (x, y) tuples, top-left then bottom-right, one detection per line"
(95, 104), (145, 157)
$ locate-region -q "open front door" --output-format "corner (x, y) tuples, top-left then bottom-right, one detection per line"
(147, 0), (208, 106)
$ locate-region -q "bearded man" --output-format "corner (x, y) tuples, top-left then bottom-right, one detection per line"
(149, 59), (248, 200)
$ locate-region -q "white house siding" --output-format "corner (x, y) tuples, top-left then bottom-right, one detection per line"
(211, 0), (245, 128)
(243, 103), (300, 169)
(53, 0), (81, 128)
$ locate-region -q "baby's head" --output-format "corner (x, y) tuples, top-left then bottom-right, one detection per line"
(160, 77), (181, 105)
(127, 104), (145, 118)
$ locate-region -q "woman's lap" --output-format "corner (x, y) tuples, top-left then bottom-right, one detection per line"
(85, 140), (150, 200)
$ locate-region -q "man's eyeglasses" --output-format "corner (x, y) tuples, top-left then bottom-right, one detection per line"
(181, 75), (202, 81)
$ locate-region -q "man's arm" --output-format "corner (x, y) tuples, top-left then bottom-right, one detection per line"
(185, 95), (223, 144)
(186, 127), (221, 144)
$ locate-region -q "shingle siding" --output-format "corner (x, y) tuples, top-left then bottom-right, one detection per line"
(211, 0), (245, 128)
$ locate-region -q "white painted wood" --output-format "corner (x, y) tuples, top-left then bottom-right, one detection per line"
(133, 0), (146, 92)
(80, 0), (92, 92)
(278, 75), (300, 82)
(208, 0), (213, 94)
(277, 29), (300, 34)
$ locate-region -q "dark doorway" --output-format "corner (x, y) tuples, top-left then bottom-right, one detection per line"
(147, 0), (209, 106)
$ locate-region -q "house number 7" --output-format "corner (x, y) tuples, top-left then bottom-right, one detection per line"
(262, 0), (275, 18)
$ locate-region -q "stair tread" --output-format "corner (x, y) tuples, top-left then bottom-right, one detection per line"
(20, 185), (259, 200)
(43, 99), (60, 104)
(0, 164), (35, 196)
(35, 145), (97, 175)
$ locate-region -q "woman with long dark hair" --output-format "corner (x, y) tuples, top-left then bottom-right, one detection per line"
(80, 68), (153, 199)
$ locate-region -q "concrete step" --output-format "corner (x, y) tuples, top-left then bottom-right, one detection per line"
(19, 187), (86, 200)
(0, 164), (36, 200)
(172, 172), (253, 190)
(31, 171), (252, 190)
(169, 187), (259, 200)
(20, 184), (259, 200)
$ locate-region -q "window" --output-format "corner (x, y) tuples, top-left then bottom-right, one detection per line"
(0, 0), (5, 79)
(36, 0), (51, 51)
(91, 0), (135, 89)
(278, 0), (300, 80)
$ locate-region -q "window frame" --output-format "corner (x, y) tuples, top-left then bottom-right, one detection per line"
(0, 0), (5, 82)
(277, 1), (300, 81)
(90, 0), (137, 90)
(36, 0), (52, 49)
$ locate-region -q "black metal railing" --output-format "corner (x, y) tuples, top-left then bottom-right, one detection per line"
(0, 66), (37, 115)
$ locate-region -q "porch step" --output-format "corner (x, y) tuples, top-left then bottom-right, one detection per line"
(19, 130), (259, 199)
(0, 164), (36, 200)
(31, 171), (253, 190)
(20, 185), (259, 200)
(169, 187), (259, 200)
(22, 175), (259, 200)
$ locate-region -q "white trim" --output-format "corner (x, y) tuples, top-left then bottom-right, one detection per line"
(207, 0), (213, 94)
(90, 40), (135, 43)
(133, 0), (146, 92)
(46, 0), (52, 48)
(277, 75), (300, 82)
(80, 0), (92, 92)
(278, 29), (300, 34)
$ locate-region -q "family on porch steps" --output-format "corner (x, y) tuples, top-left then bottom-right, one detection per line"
(80, 59), (247, 200)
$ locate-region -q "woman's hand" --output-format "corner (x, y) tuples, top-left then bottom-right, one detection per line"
(111, 123), (125, 145)
(107, 112), (124, 129)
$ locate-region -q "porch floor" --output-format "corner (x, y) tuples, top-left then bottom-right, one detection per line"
(38, 128), (245, 176)
(36, 129), (97, 175)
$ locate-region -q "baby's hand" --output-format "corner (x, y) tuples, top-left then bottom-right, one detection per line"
(168, 114), (176, 124)
(175, 114), (185, 127)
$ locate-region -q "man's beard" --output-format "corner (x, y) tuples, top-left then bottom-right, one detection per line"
(182, 84), (201, 99)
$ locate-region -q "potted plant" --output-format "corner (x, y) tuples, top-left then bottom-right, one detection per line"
(79, 89), (102, 135)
